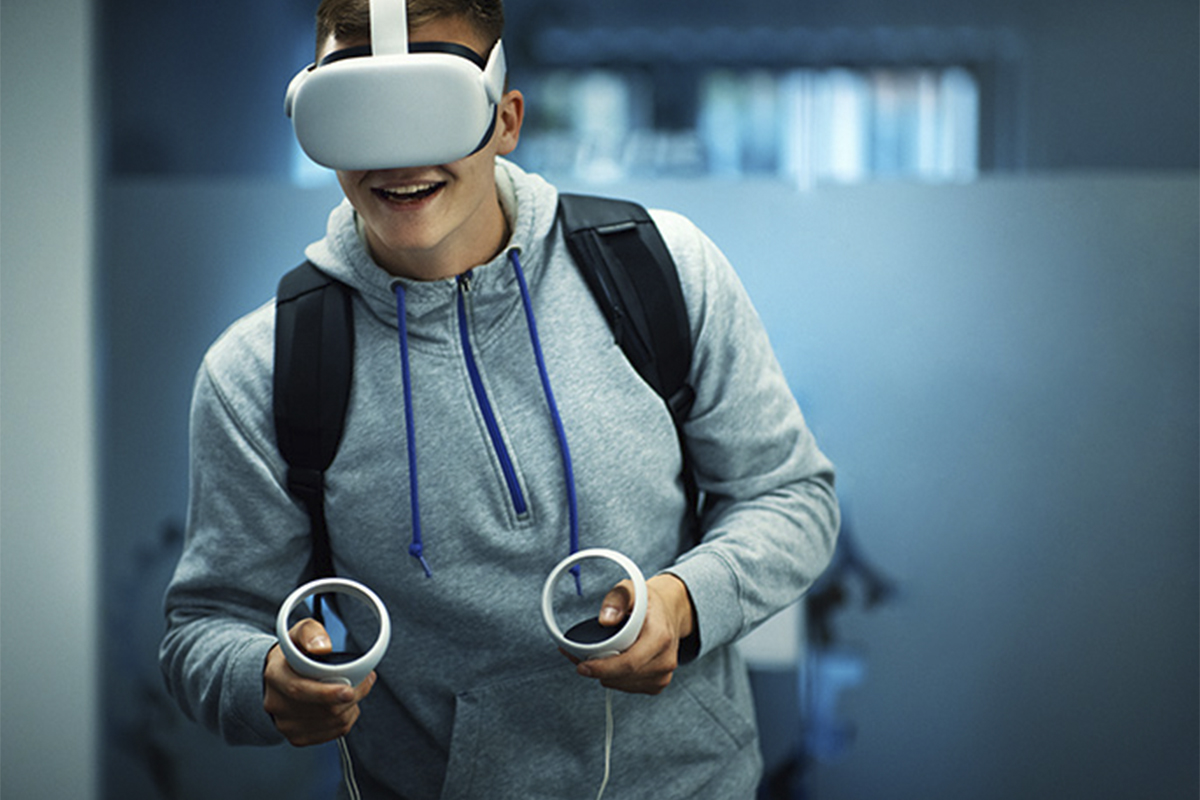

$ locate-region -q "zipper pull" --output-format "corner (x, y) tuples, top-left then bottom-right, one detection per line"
(457, 271), (473, 293)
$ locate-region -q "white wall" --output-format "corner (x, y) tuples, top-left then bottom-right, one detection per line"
(0, 1), (99, 798)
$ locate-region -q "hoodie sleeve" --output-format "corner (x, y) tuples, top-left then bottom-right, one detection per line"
(649, 210), (840, 660)
(159, 303), (311, 746)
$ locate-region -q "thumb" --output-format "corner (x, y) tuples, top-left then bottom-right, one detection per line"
(289, 617), (333, 655)
(598, 579), (634, 627)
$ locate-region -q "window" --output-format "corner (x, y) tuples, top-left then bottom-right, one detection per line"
(516, 65), (980, 187)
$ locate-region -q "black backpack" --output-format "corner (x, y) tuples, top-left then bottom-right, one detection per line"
(274, 194), (696, 583)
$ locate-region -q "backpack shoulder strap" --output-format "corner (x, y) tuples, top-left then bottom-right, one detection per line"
(558, 193), (695, 422)
(273, 260), (355, 581)
(557, 193), (699, 511)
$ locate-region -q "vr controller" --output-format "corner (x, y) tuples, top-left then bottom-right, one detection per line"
(284, 0), (507, 170)
(276, 578), (391, 687)
(542, 548), (648, 661)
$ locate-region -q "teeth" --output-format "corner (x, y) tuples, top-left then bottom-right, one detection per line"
(380, 183), (439, 199)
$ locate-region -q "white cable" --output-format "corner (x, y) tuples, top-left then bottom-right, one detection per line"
(596, 688), (614, 800)
(337, 735), (362, 800)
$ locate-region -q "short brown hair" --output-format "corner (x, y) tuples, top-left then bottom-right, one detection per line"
(315, 0), (504, 59)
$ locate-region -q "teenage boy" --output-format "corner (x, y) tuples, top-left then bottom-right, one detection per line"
(161, 0), (839, 797)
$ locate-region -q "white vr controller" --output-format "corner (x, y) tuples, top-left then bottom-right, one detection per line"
(276, 578), (391, 687)
(541, 548), (648, 661)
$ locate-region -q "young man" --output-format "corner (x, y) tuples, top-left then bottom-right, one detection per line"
(160, 0), (839, 797)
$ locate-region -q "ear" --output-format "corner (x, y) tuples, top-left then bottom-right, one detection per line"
(493, 89), (524, 157)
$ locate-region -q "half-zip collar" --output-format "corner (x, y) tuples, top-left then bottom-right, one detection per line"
(456, 269), (529, 518)
(391, 249), (581, 581)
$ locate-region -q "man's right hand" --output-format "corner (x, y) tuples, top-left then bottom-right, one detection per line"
(263, 618), (377, 747)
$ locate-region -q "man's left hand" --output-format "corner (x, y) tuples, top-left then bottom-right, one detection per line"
(565, 573), (696, 695)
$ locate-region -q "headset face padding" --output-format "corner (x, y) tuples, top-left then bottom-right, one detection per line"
(286, 41), (507, 171)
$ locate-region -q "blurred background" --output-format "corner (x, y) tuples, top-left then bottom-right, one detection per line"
(2, 0), (1196, 798)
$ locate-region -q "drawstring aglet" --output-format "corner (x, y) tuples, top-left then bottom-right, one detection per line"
(409, 542), (433, 578)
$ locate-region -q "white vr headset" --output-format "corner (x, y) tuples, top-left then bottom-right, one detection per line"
(285, 0), (506, 170)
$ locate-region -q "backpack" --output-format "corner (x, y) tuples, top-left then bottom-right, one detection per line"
(273, 194), (696, 584)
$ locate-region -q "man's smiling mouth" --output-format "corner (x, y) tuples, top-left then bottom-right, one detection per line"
(374, 182), (445, 204)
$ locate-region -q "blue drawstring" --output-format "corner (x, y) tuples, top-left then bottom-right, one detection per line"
(393, 282), (433, 578)
(509, 250), (583, 595)
(391, 252), (581, 590)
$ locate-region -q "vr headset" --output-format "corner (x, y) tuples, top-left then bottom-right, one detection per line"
(285, 0), (506, 170)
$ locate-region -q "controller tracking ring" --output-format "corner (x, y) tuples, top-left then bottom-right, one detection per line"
(276, 578), (391, 687)
(541, 548), (648, 660)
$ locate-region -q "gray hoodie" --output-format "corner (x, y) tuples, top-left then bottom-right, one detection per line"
(161, 159), (838, 799)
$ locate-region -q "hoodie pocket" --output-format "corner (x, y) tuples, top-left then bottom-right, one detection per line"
(438, 663), (759, 800)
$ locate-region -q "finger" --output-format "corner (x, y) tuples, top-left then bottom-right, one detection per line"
(598, 579), (635, 627)
(311, 668), (377, 709)
(276, 703), (362, 747)
(289, 617), (333, 656)
(350, 670), (378, 703)
(267, 670), (357, 710)
(587, 654), (675, 695)
(578, 606), (679, 694)
(265, 645), (356, 706)
(582, 632), (672, 682)
(263, 648), (373, 747)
